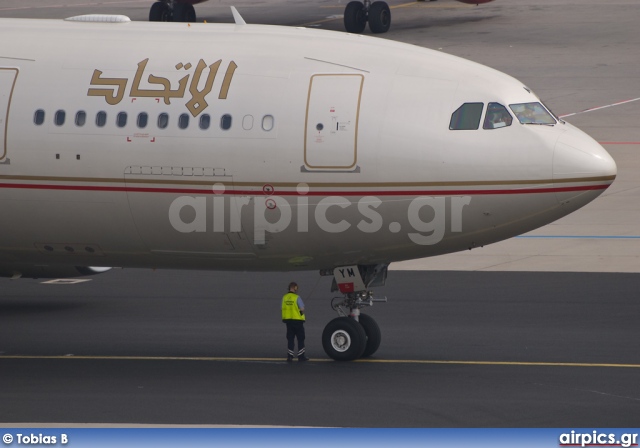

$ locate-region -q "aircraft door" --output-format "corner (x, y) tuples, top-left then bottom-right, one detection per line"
(0, 68), (18, 162)
(304, 74), (364, 171)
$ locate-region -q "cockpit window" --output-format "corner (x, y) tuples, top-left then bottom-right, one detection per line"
(509, 102), (556, 125)
(541, 101), (563, 122)
(449, 103), (484, 130)
(483, 103), (512, 129)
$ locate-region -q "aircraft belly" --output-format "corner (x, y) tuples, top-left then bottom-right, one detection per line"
(225, 191), (562, 270)
(124, 170), (256, 259)
(0, 188), (144, 264)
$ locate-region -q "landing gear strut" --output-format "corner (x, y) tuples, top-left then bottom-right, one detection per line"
(149, 1), (196, 23)
(321, 264), (388, 361)
(344, 1), (391, 34)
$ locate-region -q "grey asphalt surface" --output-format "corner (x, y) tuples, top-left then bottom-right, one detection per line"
(2, 0), (640, 428)
(1, 269), (640, 427)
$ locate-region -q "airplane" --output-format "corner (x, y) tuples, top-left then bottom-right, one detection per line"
(148, 0), (496, 34)
(0, 12), (616, 361)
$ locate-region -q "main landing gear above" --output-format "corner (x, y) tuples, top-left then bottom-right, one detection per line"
(321, 265), (388, 361)
(149, 1), (196, 23)
(344, 1), (391, 34)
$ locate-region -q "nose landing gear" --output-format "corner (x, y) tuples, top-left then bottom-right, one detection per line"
(344, 1), (392, 34)
(321, 264), (388, 361)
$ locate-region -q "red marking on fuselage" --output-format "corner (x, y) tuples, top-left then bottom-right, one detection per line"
(0, 183), (613, 196)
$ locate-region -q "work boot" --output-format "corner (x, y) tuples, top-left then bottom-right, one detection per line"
(298, 355), (309, 362)
(286, 355), (294, 362)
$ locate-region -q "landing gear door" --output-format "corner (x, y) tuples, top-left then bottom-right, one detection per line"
(304, 74), (364, 171)
(333, 265), (366, 294)
(0, 67), (18, 162)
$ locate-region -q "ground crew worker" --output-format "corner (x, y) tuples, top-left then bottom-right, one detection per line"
(282, 282), (309, 362)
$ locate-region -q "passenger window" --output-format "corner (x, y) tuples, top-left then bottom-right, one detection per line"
(483, 103), (512, 129)
(509, 102), (556, 125)
(158, 113), (169, 129)
(242, 115), (254, 130)
(199, 114), (211, 130)
(137, 112), (148, 129)
(96, 111), (107, 127)
(75, 111), (87, 127)
(262, 115), (274, 132)
(54, 110), (66, 126)
(34, 109), (45, 126)
(116, 112), (127, 128)
(178, 113), (189, 130)
(449, 103), (483, 130)
(221, 114), (232, 130)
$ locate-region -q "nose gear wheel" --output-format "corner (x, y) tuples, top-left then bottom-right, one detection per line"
(322, 317), (366, 361)
(358, 313), (382, 358)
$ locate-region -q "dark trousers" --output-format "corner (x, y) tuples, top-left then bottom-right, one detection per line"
(284, 320), (305, 356)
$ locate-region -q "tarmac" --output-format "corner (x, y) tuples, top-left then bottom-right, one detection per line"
(1, 269), (640, 427)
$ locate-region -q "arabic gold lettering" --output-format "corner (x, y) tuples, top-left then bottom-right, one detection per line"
(150, 73), (189, 105)
(130, 58), (190, 105)
(218, 61), (238, 100)
(186, 59), (222, 117)
(130, 58), (151, 98)
(89, 58), (238, 112)
(87, 70), (128, 105)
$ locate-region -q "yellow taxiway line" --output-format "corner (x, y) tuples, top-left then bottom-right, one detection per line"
(2, 355), (639, 368)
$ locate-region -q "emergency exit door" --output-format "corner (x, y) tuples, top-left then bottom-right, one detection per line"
(0, 68), (18, 162)
(304, 74), (364, 170)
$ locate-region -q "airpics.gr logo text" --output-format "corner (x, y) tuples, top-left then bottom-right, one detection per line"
(167, 183), (472, 246)
(559, 431), (638, 448)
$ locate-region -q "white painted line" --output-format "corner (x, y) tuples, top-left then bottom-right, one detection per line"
(560, 97), (640, 118)
(40, 279), (92, 285)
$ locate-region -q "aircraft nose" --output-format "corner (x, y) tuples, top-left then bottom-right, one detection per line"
(553, 125), (617, 204)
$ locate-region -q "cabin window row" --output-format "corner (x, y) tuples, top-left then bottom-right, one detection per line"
(33, 110), (276, 132)
(449, 101), (556, 130)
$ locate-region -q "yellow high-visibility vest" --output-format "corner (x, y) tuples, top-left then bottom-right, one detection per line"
(282, 292), (305, 321)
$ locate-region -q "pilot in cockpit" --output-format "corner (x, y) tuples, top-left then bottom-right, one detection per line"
(484, 103), (513, 129)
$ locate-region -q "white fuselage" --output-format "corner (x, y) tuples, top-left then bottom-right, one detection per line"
(0, 17), (616, 277)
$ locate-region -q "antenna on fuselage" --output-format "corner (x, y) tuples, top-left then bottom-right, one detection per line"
(230, 7), (246, 25)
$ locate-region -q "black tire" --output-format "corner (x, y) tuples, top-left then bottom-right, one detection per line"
(344, 1), (367, 34)
(358, 313), (381, 358)
(322, 317), (366, 361)
(149, 2), (171, 22)
(368, 1), (391, 34)
(173, 3), (196, 22)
